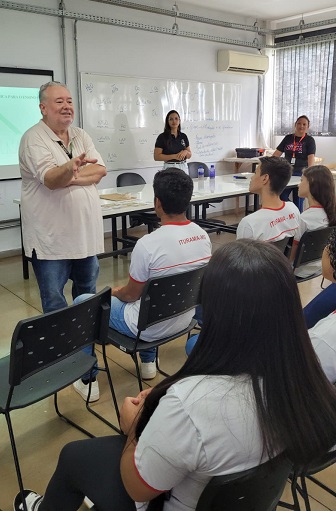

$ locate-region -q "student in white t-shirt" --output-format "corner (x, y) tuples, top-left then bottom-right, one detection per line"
(236, 156), (300, 242)
(290, 165), (336, 278)
(309, 310), (336, 383)
(16, 240), (336, 511)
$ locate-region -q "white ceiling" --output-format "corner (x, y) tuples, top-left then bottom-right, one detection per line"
(180, 0), (336, 22)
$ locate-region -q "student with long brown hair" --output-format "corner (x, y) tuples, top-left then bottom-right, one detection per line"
(15, 240), (336, 511)
(291, 165), (336, 277)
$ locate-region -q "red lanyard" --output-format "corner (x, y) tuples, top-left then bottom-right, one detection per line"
(292, 134), (305, 157)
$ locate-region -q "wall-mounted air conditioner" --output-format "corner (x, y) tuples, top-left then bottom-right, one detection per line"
(217, 50), (269, 75)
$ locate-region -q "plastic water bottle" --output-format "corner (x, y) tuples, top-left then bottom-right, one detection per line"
(198, 166), (205, 192)
(209, 164), (215, 192)
(198, 166), (205, 180)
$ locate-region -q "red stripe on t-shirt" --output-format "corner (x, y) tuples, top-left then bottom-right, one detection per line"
(163, 221), (191, 226)
(132, 452), (168, 493)
(262, 201), (286, 211)
(129, 275), (146, 284)
(267, 227), (299, 242)
(151, 256), (211, 272)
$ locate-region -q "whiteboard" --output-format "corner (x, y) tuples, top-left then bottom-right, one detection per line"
(80, 73), (241, 170)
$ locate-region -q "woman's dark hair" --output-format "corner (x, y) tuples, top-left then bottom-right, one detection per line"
(163, 110), (181, 150)
(136, 240), (336, 468)
(303, 165), (336, 226)
(326, 229), (336, 280)
(295, 115), (310, 126)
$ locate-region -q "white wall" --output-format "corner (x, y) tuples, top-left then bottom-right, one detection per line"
(0, 0), (262, 254)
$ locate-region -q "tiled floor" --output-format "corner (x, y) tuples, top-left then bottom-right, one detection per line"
(0, 213), (335, 511)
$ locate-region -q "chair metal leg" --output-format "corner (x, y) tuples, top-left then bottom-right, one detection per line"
(299, 476), (311, 511)
(5, 412), (29, 511)
(155, 347), (169, 378)
(54, 392), (95, 438)
(306, 474), (336, 498)
(132, 353), (143, 391)
(85, 347), (122, 434)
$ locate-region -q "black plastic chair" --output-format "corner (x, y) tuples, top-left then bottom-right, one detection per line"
(278, 451), (336, 511)
(0, 287), (119, 511)
(107, 265), (205, 391)
(272, 236), (294, 258)
(293, 227), (335, 283)
(117, 172), (160, 234)
(187, 162), (226, 234)
(196, 454), (292, 511)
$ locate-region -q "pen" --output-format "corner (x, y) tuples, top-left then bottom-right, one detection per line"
(233, 175), (247, 179)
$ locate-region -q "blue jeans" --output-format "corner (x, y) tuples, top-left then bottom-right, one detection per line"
(280, 170), (304, 212)
(31, 252), (99, 313)
(74, 294), (155, 379)
(186, 333), (199, 356)
(108, 297), (156, 363)
(303, 283), (336, 329)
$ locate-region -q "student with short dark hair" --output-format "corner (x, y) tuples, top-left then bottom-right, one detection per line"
(16, 240), (336, 511)
(236, 156), (300, 241)
(73, 167), (211, 396)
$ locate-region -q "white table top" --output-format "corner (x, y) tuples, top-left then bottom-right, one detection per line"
(223, 157), (260, 164)
(14, 173), (301, 218)
(99, 173), (301, 217)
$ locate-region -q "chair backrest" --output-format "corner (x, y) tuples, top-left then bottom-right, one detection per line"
(293, 227), (335, 270)
(196, 455), (291, 511)
(117, 172), (146, 187)
(187, 162), (210, 178)
(137, 265), (206, 331)
(9, 287), (111, 386)
(272, 236), (293, 257)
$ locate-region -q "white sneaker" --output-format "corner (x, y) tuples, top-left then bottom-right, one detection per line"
(13, 490), (43, 511)
(73, 379), (100, 402)
(141, 360), (157, 379)
(84, 496), (95, 508)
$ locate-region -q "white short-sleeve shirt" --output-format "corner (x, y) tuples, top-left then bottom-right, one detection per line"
(134, 375), (266, 511)
(309, 311), (336, 383)
(293, 206), (329, 278)
(19, 120), (105, 259)
(124, 221), (212, 341)
(236, 201), (300, 242)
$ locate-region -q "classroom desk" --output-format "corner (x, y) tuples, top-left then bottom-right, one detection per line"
(14, 174), (300, 279)
(222, 157), (260, 173)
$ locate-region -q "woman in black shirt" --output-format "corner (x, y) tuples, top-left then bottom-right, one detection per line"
(273, 115), (316, 209)
(154, 110), (192, 173)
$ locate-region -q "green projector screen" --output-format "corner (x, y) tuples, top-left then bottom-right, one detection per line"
(0, 68), (54, 180)
(0, 86), (40, 166)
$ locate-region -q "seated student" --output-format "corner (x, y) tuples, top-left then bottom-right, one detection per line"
(15, 240), (336, 511)
(290, 165), (336, 278)
(73, 167), (212, 402)
(304, 228), (336, 328)
(236, 156), (300, 242)
(309, 310), (336, 383)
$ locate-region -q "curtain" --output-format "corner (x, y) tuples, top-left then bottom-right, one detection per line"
(274, 41), (336, 135)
